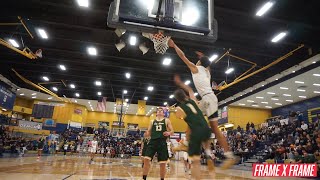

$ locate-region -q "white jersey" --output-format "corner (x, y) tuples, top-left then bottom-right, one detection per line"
(91, 140), (98, 148)
(192, 66), (213, 97)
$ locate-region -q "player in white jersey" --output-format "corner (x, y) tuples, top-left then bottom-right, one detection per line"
(90, 137), (98, 162)
(166, 139), (173, 170)
(168, 39), (238, 169)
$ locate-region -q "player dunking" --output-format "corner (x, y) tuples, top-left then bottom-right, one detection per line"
(168, 39), (238, 169)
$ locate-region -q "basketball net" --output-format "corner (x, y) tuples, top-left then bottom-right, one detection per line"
(143, 32), (171, 54)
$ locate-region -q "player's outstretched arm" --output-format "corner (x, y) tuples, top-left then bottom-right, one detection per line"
(174, 75), (197, 102)
(168, 39), (198, 74)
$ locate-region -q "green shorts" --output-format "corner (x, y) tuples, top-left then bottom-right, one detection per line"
(141, 145), (147, 157)
(144, 138), (168, 163)
(188, 127), (211, 156)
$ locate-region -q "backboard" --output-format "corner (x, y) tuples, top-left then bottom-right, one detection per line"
(107, 0), (218, 43)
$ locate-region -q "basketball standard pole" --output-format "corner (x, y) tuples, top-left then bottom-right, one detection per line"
(119, 92), (124, 133)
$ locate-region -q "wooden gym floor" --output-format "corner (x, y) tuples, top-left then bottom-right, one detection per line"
(0, 155), (306, 180)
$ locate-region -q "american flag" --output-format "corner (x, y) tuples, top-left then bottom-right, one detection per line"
(97, 97), (107, 112)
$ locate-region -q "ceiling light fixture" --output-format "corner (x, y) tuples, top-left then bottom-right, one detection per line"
(271, 98), (279, 101)
(314, 91), (320, 94)
(283, 94), (291, 97)
(52, 87), (58, 91)
(75, 93), (80, 97)
(297, 89), (306, 92)
(184, 80), (191, 85)
(261, 102), (268, 104)
(295, 81), (304, 84)
(123, 90), (128, 94)
(163, 58), (172, 66)
(48, 97), (53, 100)
(299, 96), (306, 98)
(37, 28), (48, 39)
(209, 54), (218, 62)
(97, 92), (102, 96)
(144, 96), (148, 101)
(125, 73), (131, 79)
(87, 47), (97, 56)
(59, 65), (66, 71)
(147, 86), (154, 91)
(265, 106), (272, 108)
(77, 0), (89, 7)
(194, 93), (198, 96)
(256, 97), (264, 99)
(271, 32), (287, 43)
(31, 93), (37, 96)
(20, 93), (24, 96)
(313, 84), (320, 87)
(313, 74), (320, 77)
(169, 94), (174, 99)
(267, 92), (275, 95)
(275, 103), (282, 106)
(286, 100), (293, 102)
(256, 1), (274, 16)
(129, 36), (137, 46)
(8, 39), (19, 47)
(163, 102), (167, 106)
(247, 100), (254, 102)
(32, 96), (36, 99)
(239, 103), (246, 106)
(280, 87), (288, 90)
(95, 81), (102, 86)
(70, 84), (76, 89)
(225, 68), (234, 74)
(42, 76), (49, 81)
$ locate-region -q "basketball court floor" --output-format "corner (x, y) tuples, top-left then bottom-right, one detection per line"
(0, 156), (307, 180)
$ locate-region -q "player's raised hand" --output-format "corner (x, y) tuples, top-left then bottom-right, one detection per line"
(174, 74), (183, 86)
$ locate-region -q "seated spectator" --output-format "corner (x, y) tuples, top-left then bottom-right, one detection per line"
(301, 121), (308, 131)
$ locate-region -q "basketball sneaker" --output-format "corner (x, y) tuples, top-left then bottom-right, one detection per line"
(220, 156), (240, 170)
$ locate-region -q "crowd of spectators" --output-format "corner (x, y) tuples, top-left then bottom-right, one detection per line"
(224, 112), (320, 165)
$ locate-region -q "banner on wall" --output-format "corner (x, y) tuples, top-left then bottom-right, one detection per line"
(112, 121), (124, 127)
(74, 109), (82, 115)
(127, 123), (138, 130)
(43, 119), (56, 127)
(18, 120), (42, 130)
(98, 121), (109, 128)
(170, 133), (180, 139)
(0, 83), (16, 110)
(69, 121), (82, 129)
(218, 106), (228, 125)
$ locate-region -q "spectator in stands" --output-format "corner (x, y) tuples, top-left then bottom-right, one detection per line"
(251, 122), (255, 128)
(301, 121), (308, 131)
(37, 134), (45, 158)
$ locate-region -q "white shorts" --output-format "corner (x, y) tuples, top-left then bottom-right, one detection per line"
(198, 93), (218, 120)
(183, 152), (192, 163)
(91, 148), (96, 153)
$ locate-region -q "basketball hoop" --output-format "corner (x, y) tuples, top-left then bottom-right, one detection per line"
(143, 32), (171, 54)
